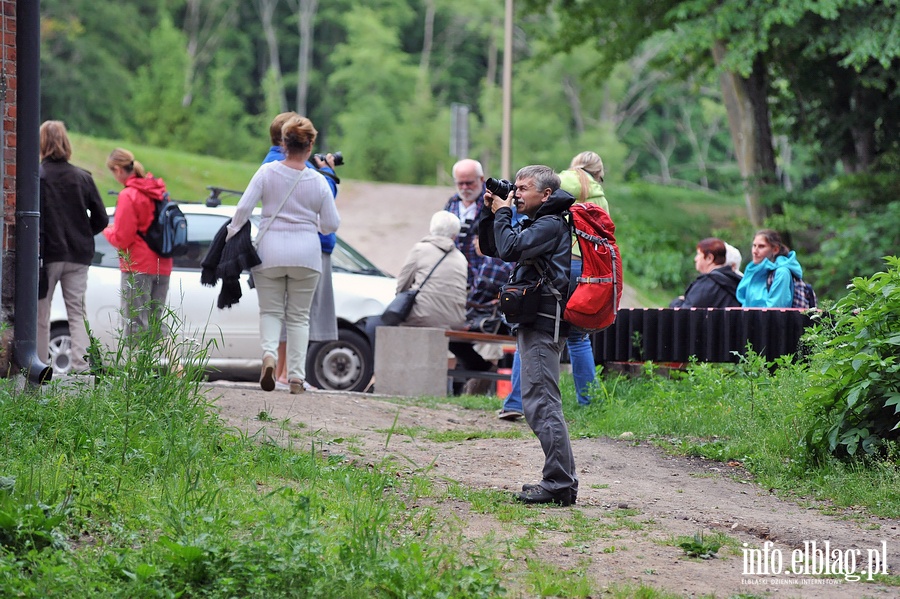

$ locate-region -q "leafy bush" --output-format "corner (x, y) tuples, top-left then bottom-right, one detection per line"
(765, 172), (900, 301)
(803, 256), (900, 459)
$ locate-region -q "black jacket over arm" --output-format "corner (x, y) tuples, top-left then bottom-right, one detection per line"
(478, 189), (575, 336)
(200, 219), (261, 309)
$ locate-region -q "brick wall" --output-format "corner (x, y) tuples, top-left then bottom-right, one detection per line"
(0, 0), (15, 374)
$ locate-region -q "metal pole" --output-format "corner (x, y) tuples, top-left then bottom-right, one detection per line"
(501, 0), (513, 180)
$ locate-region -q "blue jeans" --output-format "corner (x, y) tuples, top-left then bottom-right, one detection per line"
(502, 258), (596, 410)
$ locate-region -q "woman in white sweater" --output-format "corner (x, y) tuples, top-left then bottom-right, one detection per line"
(227, 115), (340, 394)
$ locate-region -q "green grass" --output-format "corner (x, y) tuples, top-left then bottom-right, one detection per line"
(563, 351), (900, 518)
(70, 132), (260, 206)
(0, 321), (506, 598)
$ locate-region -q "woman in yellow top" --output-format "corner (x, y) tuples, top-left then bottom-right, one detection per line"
(559, 151), (608, 406)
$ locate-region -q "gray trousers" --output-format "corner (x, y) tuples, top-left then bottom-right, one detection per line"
(120, 272), (170, 345)
(519, 326), (578, 493)
(37, 262), (90, 371)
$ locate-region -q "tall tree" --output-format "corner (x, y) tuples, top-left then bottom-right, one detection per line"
(286, 0), (319, 115)
(255, 0), (288, 113)
(522, 0), (900, 225)
(328, 7), (418, 182)
(181, 0), (238, 107)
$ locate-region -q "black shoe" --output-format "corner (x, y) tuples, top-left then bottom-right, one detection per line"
(522, 483), (578, 504)
(516, 485), (575, 506)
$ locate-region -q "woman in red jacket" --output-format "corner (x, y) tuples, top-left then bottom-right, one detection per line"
(103, 148), (173, 345)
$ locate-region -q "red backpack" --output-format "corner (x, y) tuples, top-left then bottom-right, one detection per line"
(564, 203), (623, 331)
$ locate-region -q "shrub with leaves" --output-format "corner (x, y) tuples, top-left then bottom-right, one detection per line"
(804, 256), (900, 459)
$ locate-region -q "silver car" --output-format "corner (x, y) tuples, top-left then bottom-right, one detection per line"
(48, 203), (395, 392)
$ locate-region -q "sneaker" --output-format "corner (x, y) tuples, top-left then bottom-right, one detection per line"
(515, 485), (575, 507)
(260, 355), (276, 392)
(522, 483), (577, 504)
(497, 409), (524, 421)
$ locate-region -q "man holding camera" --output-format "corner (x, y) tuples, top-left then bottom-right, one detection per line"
(478, 165), (578, 506)
(444, 158), (486, 289)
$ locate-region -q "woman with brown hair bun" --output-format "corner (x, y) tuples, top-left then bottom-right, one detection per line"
(227, 115), (340, 394)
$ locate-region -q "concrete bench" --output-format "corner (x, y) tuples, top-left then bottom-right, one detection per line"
(373, 326), (515, 397)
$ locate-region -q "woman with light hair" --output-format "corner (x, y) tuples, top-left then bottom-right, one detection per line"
(226, 115), (340, 394)
(38, 120), (109, 372)
(393, 210), (468, 328)
(551, 150), (609, 407)
(724, 243), (743, 276)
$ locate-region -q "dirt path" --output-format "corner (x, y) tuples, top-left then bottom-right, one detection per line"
(205, 381), (899, 598)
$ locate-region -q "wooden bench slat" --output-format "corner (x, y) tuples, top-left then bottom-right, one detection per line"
(445, 330), (516, 344)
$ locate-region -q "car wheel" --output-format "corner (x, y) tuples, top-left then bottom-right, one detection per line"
(306, 327), (373, 392)
(48, 322), (74, 375)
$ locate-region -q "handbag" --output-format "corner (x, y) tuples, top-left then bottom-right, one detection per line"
(381, 288), (419, 325)
(381, 248), (451, 325)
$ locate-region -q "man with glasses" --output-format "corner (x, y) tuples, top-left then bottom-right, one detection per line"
(444, 159), (486, 289)
(478, 165), (578, 506)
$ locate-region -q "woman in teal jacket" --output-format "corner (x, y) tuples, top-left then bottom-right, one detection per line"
(736, 229), (803, 308)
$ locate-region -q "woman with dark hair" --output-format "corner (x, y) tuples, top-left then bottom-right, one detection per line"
(736, 229), (804, 308)
(226, 115), (340, 394)
(670, 237), (742, 308)
(104, 147), (171, 344)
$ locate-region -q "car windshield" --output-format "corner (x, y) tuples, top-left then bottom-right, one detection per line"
(93, 212), (388, 277)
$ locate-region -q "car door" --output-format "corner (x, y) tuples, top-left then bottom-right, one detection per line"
(167, 212), (260, 362)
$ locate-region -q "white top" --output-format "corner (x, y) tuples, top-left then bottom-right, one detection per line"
(226, 161), (340, 272)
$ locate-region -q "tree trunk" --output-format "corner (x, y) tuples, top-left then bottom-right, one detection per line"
(419, 0), (435, 75)
(182, 0), (237, 108)
(256, 0), (288, 112)
(713, 42), (778, 227)
(292, 0), (319, 115)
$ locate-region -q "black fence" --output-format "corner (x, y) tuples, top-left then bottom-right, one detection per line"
(592, 308), (816, 364)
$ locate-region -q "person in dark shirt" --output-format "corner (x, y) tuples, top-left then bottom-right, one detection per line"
(670, 237), (742, 308)
(37, 120), (109, 372)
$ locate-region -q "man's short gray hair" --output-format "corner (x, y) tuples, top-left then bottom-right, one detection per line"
(431, 210), (462, 239)
(516, 165), (560, 193)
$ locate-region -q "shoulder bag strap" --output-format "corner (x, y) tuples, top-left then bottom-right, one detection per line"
(254, 172), (303, 249)
(417, 248), (452, 290)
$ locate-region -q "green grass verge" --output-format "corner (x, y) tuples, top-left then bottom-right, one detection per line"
(562, 352), (900, 519)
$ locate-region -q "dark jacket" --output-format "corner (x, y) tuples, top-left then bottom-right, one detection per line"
(478, 189), (575, 337)
(670, 265), (742, 308)
(201, 218), (261, 309)
(39, 159), (109, 264)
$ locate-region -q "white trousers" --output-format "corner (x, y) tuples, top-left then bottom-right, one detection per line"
(254, 266), (319, 382)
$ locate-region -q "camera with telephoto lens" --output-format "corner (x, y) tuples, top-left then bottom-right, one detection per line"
(485, 177), (515, 199)
(314, 151), (344, 166)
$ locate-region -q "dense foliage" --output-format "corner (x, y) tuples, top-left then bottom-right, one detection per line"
(39, 0), (738, 191)
(804, 257), (900, 460)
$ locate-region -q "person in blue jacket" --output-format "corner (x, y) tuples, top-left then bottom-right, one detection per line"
(736, 229), (803, 308)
